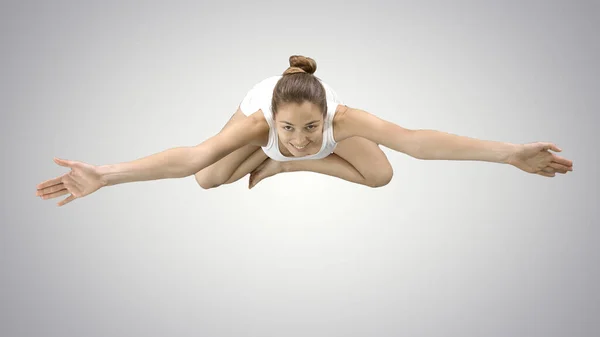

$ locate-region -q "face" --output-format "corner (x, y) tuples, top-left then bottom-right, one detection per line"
(274, 101), (324, 157)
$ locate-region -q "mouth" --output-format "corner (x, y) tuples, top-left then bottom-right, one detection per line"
(290, 141), (310, 150)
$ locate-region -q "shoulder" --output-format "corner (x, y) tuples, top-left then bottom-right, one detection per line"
(331, 104), (353, 142)
(331, 105), (390, 143)
(332, 106), (415, 153)
(246, 108), (270, 147)
(230, 105), (270, 146)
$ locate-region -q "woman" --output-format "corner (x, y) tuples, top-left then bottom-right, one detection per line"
(35, 55), (574, 207)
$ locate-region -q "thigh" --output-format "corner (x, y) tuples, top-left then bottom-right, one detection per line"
(333, 136), (393, 184)
(194, 107), (261, 186)
(224, 145), (269, 184)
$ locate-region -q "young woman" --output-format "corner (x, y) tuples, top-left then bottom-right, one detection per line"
(35, 55), (574, 207)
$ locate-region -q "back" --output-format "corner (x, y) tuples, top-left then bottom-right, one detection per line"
(238, 76), (281, 117)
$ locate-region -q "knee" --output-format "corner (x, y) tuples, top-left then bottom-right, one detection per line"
(194, 171), (222, 190)
(366, 164), (393, 188)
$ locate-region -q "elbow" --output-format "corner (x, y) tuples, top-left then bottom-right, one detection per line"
(410, 150), (426, 160)
(381, 126), (424, 160)
(167, 146), (209, 179)
(194, 171), (221, 189)
(404, 131), (426, 160)
(411, 151), (432, 160)
(186, 143), (223, 178)
(396, 142), (426, 161)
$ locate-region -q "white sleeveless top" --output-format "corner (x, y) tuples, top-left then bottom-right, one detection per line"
(238, 75), (345, 162)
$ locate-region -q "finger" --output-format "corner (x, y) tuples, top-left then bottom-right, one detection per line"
(537, 171), (555, 178)
(41, 189), (70, 200)
(548, 162), (572, 172)
(544, 167), (569, 175)
(551, 155), (573, 168)
(37, 176), (64, 190)
(545, 167), (568, 174)
(37, 184), (66, 197)
(54, 157), (73, 168)
(542, 143), (562, 152)
(542, 167), (555, 173)
(57, 194), (76, 207)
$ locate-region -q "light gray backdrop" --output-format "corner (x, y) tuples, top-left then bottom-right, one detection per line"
(2, 0), (598, 336)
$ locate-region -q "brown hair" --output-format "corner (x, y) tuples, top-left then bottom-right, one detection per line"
(271, 55), (327, 119)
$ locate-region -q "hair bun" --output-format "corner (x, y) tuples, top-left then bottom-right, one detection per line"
(283, 55), (317, 75)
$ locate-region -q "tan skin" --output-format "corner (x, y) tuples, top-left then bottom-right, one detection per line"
(247, 102), (393, 188)
(194, 102), (397, 190)
(36, 102), (574, 207)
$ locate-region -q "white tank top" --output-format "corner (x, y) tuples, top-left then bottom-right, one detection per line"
(238, 75), (345, 162)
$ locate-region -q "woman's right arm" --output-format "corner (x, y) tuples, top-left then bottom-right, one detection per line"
(36, 110), (267, 206)
(98, 112), (267, 186)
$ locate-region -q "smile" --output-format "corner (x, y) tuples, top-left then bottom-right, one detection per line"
(291, 142), (310, 149)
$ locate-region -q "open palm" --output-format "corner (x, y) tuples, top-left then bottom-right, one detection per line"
(35, 157), (105, 207)
(508, 142), (573, 177)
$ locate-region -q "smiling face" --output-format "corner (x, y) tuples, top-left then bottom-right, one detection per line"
(274, 101), (325, 157)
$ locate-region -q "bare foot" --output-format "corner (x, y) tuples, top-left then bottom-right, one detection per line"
(249, 159), (283, 189)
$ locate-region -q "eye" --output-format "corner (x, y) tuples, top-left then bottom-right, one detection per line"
(283, 126), (293, 131)
(306, 125), (316, 130)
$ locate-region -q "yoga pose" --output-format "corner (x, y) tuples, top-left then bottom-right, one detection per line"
(36, 55), (574, 207)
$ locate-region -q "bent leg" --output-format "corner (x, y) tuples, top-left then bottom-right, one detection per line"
(252, 136), (393, 188)
(194, 107), (263, 189)
(331, 136), (393, 187)
(279, 153), (369, 185)
(224, 148), (268, 185)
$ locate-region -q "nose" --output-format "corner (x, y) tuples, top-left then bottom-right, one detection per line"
(293, 132), (306, 140)
(293, 136), (308, 145)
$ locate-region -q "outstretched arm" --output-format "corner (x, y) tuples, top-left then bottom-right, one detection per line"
(36, 113), (267, 206)
(336, 107), (573, 176)
(99, 115), (265, 186)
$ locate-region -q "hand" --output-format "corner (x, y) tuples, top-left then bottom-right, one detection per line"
(36, 157), (106, 207)
(507, 142), (573, 177)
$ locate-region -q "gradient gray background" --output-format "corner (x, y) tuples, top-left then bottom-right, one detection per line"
(2, 0), (598, 336)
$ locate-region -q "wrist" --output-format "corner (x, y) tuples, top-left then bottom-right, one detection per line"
(504, 143), (522, 165)
(97, 164), (114, 187)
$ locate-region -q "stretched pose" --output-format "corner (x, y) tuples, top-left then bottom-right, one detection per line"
(36, 55), (574, 207)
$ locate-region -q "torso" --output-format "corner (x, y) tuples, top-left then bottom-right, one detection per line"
(252, 104), (348, 157)
(242, 75), (348, 161)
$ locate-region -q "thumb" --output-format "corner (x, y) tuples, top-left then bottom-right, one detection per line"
(54, 157), (71, 167)
(542, 143), (562, 152)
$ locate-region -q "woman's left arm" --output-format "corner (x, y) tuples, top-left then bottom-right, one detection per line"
(335, 107), (573, 175)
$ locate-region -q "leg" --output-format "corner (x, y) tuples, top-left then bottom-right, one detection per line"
(249, 136), (393, 188)
(224, 147), (268, 184)
(194, 107), (265, 189)
(331, 135), (394, 187)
